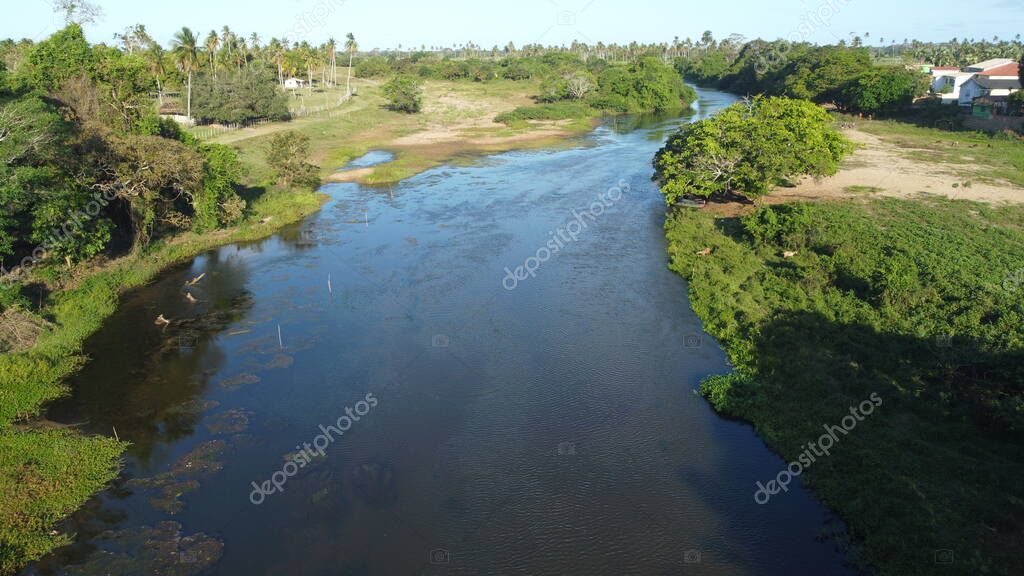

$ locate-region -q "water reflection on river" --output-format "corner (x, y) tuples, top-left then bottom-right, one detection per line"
(32, 88), (858, 576)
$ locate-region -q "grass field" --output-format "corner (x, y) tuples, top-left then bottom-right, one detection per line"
(666, 197), (1024, 575)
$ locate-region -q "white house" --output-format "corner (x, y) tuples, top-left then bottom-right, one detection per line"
(284, 77), (306, 90)
(959, 76), (1022, 107)
(957, 62), (1021, 107)
(930, 67), (973, 104)
(932, 60), (1020, 106)
(964, 58), (1015, 73)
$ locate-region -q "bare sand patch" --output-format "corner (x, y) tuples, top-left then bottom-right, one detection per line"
(779, 128), (1023, 205)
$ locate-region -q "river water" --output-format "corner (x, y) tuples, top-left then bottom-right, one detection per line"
(31, 87), (857, 575)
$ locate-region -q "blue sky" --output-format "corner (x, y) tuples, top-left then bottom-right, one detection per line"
(7, 0), (1023, 49)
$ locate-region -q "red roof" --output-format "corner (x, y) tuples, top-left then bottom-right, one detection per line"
(979, 62), (1020, 77)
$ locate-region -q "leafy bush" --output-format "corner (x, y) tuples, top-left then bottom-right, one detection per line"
(593, 57), (696, 113)
(382, 75), (423, 113)
(264, 131), (320, 189)
(654, 96), (850, 203)
(192, 143), (244, 231)
(354, 56), (392, 78)
(741, 203), (814, 247)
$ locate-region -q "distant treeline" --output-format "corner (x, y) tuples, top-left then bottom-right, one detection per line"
(677, 43), (934, 115)
(354, 52), (696, 121)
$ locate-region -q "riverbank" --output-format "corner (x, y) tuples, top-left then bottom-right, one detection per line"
(666, 195), (1024, 575)
(0, 78), (608, 574)
(0, 186), (323, 574)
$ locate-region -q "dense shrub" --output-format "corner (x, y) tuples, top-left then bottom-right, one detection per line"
(354, 55), (392, 78)
(264, 131), (320, 189)
(192, 144), (244, 231)
(190, 66), (289, 125)
(838, 67), (930, 114)
(593, 57), (696, 113)
(382, 75), (423, 113)
(741, 203), (814, 247)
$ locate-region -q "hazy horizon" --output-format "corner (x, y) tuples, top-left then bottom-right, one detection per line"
(6, 0), (1022, 51)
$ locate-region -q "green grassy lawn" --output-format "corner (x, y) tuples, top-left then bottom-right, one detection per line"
(850, 116), (1024, 187)
(666, 197), (1024, 575)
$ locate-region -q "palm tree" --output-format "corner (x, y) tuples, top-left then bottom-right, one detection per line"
(220, 26), (234, 57)
(344, 33), (358, 97)
(204, 30), (219, 77)
(172, 27), (200, 120)
(249, 32), (261, 52)
(148, 45), (168, 107)
(268, 38), (285, 86)
(326, 38), (337, 86)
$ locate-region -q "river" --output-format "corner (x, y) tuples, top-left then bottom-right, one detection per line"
(31, 87), (857, 576)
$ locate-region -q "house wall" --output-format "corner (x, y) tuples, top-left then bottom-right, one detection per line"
(959, 81), (985, 106)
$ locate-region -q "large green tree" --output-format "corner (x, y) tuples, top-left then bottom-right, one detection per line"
(654, 96), (850, 203)
(16, 24), (92, 92)
(838, 67), (930, 114)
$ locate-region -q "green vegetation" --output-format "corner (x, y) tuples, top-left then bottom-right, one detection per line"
(839, 67), (930, 114)
(495, 101), (596, 125)
(264, 131), (320, 188)
(678, 43), (931, 115)
(654, 97), (850, 203)
(382, 75), (423, 113)
(0, 23), (326, 573)
(190, 65), (290, 124)
(665, 198), (1024, 576)
(495, 56), (697, 125)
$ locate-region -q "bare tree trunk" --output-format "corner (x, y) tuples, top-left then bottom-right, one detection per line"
(187, 71), (192, 119)
(346, 52), (354, 96)
(156, 76), (163, 107)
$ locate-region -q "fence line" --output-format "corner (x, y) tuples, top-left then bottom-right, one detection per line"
(189, 92), (353, 140)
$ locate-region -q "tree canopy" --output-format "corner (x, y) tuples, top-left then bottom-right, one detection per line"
(654, 96), (851, 203)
